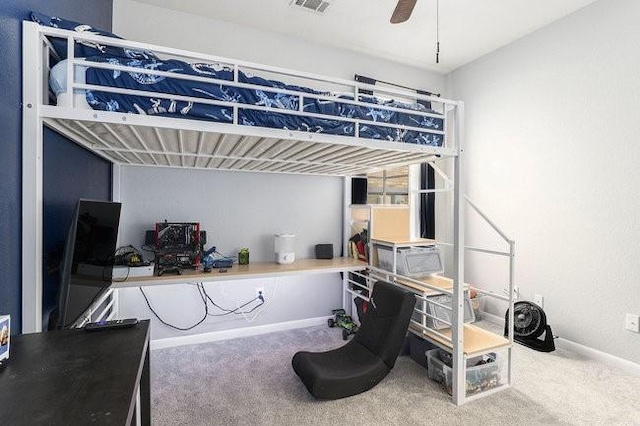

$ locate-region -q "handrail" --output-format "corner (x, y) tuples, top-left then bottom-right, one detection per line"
(68, 59), (447, 124)
(464, 195), (514, 244)
(73, 81), (444, 136)
(33, 22), (461, 107)
(461, 195), (516, 393)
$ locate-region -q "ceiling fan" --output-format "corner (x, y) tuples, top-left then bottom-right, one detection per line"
(390, 0), (417, 24)
(390, 0), (441, 64)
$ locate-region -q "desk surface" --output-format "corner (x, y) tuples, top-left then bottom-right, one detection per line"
(0, 321), (150, 426)
(113, 257), (367, 288)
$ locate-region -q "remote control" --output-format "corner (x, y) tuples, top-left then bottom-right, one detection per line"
(84, 318), (139, 331)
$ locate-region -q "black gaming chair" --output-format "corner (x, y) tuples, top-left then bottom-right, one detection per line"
(292, 280), (416, 400)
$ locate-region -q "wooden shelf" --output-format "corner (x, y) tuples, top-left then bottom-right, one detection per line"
(411, 323), (510, 357)
(371, 237), (437, 246)
(112, 257), (367, 288)
(397, 274), (469, 295)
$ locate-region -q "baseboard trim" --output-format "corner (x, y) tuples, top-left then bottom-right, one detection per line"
(556, 338), (640, 377)
(150, 316), (329, 350)
(480, 311), (640, 377)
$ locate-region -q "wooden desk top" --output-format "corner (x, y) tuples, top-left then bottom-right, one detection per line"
(113, 257), (367, 288)
(0, 321), (150, 426)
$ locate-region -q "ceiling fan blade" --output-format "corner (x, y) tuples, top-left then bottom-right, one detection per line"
(390, 0), (417, 24)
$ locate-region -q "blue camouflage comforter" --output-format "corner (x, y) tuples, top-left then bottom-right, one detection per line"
(83, 56), (444, 146)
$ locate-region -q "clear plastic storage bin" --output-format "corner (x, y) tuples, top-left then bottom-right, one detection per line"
(426, 349), (504, 396)
(376, 245), (443, 277)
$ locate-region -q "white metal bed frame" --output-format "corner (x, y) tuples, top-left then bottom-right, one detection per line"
(21, 21), (513, 405)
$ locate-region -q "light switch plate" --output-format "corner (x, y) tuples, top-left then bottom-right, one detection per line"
(625, 314), (639, 333)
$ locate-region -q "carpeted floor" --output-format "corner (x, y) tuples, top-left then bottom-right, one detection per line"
(150, 324), (640, 426)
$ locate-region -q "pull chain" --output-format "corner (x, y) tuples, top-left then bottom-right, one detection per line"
(435, 0), (440, 64)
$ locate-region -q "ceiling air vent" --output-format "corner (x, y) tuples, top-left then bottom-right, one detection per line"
(290, 0), (331, 14)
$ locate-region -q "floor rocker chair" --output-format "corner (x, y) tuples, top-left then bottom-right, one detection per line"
(292, 280), (416, 400)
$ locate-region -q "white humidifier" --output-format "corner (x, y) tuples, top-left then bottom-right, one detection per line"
(275, 234), (295, 264)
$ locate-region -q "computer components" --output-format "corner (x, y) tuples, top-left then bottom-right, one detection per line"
(152, 222), (203, 275)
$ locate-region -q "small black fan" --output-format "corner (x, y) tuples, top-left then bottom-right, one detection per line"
(504, 301), (555, 352)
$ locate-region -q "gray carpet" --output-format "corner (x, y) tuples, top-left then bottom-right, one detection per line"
(150, 324), (640, 425)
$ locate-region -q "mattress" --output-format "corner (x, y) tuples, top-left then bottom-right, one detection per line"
(50, 56), (444, 146)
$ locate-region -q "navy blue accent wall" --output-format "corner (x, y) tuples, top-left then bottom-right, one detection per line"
(0, 0), (113, 332)
(43, 129), (112, 330)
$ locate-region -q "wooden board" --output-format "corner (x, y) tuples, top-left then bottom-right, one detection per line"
(371, 207), (410, 240)
(372, 236), (437, 246)
(397, 274), (466, 295)
(416, 323), (510, 357)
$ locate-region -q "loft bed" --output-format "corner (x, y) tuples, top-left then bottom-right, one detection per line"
(21, 16), (459, 326)
(20, 16), (512, 407)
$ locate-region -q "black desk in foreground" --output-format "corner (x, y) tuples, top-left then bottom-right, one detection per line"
(0, 320), (150, 426)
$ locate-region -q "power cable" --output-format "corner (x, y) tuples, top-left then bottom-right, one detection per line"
(140, 282), (265, 329)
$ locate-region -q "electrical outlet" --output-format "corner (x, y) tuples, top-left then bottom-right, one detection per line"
(625, 314), (639, 333)
(256, 287), (265, 300)
(534, 294), (544, 308)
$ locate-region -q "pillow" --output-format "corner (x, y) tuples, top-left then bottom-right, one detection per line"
(30, 12), (157, 60)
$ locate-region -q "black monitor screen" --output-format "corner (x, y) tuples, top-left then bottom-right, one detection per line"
(57, 199), (121, 329)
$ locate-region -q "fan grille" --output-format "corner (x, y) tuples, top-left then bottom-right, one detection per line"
(507, 301), (547, 339)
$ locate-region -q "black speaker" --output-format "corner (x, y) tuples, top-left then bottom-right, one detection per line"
(145, 230), (155, 246)
(315, 244), (334, 259)
(351, 177), (367, 205)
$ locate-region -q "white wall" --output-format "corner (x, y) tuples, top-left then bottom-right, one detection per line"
(118, 167), (343, 263)
(448, 0), (640, 364)
(112, 0), (446, 340)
